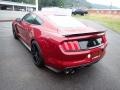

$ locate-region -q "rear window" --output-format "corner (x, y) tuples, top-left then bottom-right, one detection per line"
(47, 15), (85, 28)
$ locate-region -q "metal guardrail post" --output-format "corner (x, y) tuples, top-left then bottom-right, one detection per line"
(36, 0), (38, 11)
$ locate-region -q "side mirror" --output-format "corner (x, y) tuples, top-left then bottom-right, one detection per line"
(16, 18), (21, 23)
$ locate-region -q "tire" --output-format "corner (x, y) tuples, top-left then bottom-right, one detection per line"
(81, 13), (84, 16)
(72, 12), (76, 15)
(73, 13), (76, 15)
(31, 41), (44, 67)
(12, 25), (18, 39)
(85, 64), (92, 67)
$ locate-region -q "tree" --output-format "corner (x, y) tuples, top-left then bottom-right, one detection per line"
(64, 0), (91, 8)
(3, 0), (91, 9)
(38, 0), (64, 8)
(3, 0), (35, 4)
(3, 0), (64, 10)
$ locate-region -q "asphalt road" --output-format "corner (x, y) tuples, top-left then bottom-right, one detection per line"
(0, 20), (120, 90)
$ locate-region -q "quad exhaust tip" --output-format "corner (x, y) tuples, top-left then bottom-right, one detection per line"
(64, 69), (76, 74)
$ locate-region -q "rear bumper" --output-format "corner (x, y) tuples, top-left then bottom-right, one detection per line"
(61, 55), (103, 70)
(58, 52), (104, 70)
(47, 44), (106, 70)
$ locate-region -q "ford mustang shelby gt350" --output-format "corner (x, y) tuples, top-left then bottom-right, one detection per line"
(12, 12), (107, 73)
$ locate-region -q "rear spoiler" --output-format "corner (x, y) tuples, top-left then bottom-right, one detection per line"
(63, 30), (106, 37)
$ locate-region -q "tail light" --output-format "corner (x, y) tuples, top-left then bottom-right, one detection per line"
(61, 41), (80, 52)
(60, 33), (107, 52)
(102, 35), (107, 43)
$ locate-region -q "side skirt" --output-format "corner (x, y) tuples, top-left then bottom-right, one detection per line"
(45, 65), (61, 73)
(19, 38), (31, 51)
(19, 38), (61, 73)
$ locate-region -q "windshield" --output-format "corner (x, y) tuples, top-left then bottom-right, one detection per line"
(47, 15), (86, 28)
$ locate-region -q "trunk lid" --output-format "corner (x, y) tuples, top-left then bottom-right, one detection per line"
(58, 26), (106, 37)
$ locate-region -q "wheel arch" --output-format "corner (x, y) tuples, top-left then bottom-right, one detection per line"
(31, 39), (43, 55)
(31, 39), (35, 47)
(12, 23), (18, 33)
(31, 39), (45, 64)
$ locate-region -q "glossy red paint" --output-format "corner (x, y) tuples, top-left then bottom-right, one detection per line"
(12, 12), (107, 71)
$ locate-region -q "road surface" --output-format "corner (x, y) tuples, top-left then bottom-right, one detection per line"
(0, 20), (120, 90)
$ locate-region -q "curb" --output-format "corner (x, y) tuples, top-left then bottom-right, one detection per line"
(0, 20), (13, 22)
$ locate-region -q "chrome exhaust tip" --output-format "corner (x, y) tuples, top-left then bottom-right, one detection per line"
(64, 69), (76, 74)
(65, 70), (70, 74)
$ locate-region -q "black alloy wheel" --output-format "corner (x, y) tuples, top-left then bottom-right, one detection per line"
(31, 42), (44, 67)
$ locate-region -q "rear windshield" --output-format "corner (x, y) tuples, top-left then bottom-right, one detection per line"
(47, 15), (85, 28)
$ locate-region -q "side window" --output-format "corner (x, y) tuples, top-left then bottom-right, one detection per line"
(22, 14), (30, 21)
(31, 14), (43, 25)
(22, 14), (43, 25)
(35, 16), (43, 25)
(23, 14), (34, 24)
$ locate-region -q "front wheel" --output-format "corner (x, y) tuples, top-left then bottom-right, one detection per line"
(12, 25), (18, 39)
(31, 41), (44, 67)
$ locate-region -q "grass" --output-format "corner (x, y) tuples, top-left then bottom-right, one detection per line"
(74, 14), (120, 33)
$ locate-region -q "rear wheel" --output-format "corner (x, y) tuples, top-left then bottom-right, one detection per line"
(72, 12), (76, 15)
(31, 41), (44, 67)
(73, 13), (76, 15)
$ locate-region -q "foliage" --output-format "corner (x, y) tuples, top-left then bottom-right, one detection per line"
(3, 0), (35, 4)
(3, 0), (91, 9)
(38, 0), (64, 8)
(64, 0), (91, 8)
(74, 14), (120, 33)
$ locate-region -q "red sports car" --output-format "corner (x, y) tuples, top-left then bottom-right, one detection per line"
(12, 12), (107, 73)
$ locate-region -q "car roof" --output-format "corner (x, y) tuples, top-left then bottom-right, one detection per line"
(33, 9), (72, 16)
(31, 12), (85, 28)
(47, 15), (86, 28)
(31, 11), (71, 22)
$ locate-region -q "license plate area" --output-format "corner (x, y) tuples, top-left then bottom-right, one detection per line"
(79, 38), (102, 50)
(91, 50), (100, 59)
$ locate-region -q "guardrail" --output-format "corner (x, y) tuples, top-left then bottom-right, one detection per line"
(88, 9), (120, 15)
(0, 10), (27, 21)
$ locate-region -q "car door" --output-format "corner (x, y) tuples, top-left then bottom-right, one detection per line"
(25, 14), (43, 46)
(20, 14), (38, 44)
(16, 14), (31, 42)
